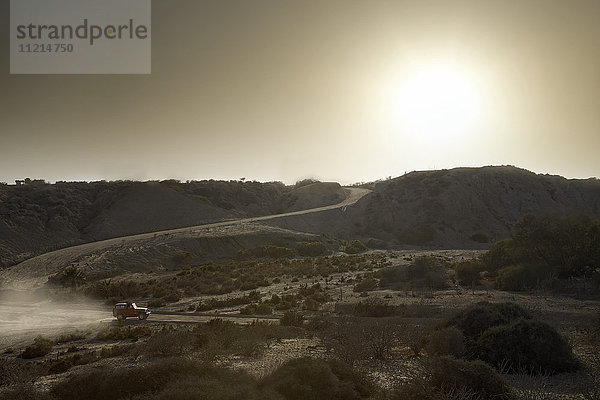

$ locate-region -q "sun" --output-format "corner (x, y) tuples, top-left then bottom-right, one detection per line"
(392, 63), (483, 144)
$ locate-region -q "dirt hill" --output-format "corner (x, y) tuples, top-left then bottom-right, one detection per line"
(267, 166), (600, 248)
(0, 180), (344, 268)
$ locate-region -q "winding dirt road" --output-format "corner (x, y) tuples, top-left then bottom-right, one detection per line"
(0, 188), (371, 290)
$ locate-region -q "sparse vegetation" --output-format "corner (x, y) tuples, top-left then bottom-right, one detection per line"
(379, 255), (449, 290)
(19, 336), (54, 359)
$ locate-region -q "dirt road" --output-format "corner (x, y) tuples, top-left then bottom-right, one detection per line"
(0, 188), (370, 290)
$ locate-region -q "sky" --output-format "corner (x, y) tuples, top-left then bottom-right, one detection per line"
(1, 0), (599, 185)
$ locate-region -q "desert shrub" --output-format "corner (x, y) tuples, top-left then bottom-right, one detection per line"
(19, 336), (54, 359)
(192, 319), (296, 360)
(97, 326), (152, 341)
(353, 276), (377, 292)
(305, 316), (333, 331)
(297, 242), (329, 257)
(474, 319), (578, 374)
(495, 263), (557, 291)
(163, 290), (181, 302)
(344, 240), (367, 254)
(454, 260), (484, 287)
(51, 358), (279, 400)
(255, 303), (273, 314)
(59, 266), (86, 289)
(55, 331), (87, 344)
(426, 356), (511, 399)
(260, 357), (374, 400)
(442, 302), (531, 341)
(280, 311), (305, 327)
(148, 298), (166, 307)
(303, 298), (320, 311)
(379, 256), (449, 290)
(481, 239), (516, 273)
(426, 327), (465, 357)
(353, 299), (396, 317)
(482, 214), (600, 279)
(363, 321), (396, 359)
(196, 296), (251, 311)
(0, 357), (44, 387)
(144, 326), (195, 356)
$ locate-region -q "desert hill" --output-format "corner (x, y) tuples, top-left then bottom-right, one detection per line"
(2, 166), (600, 269)
(268, 166), (600, 248)
(0, 179), (346, 268)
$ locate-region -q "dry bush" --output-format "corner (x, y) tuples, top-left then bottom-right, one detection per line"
(97, 325), (152, 341)
(19, 336), (54, 359)
(143, 326), (195, 356)
(280, 311), (305, 327)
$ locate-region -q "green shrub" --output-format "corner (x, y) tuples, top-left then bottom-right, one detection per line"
(442, 302), (531, 341)
(344, 240), (367, 254)
(20, 336), (54, 359)
(280, 311), (305, 327)
(454, 260), (484, 287)
(495, 263), (556, 291)
(474, 319), (578, 374)
(482, 215), (600, 279)
(260, 357), (374, 400)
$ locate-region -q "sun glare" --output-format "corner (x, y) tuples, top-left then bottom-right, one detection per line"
(392, 63), (483, 144)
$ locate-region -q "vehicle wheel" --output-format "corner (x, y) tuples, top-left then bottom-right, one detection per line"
(138, 313), (146, 320)
(117, 314), (126, 322)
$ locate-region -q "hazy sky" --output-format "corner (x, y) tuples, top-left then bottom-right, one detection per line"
(1, 0), (599, 184)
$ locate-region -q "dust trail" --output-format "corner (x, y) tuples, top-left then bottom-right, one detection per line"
(0, 288), (110, 349)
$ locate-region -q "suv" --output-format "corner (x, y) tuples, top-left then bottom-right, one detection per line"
(113, 302), (151, 321)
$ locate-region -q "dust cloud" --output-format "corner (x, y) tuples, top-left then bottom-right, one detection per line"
(0, 288), (110, 349)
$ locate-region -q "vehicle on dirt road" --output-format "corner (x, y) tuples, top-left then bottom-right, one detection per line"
(113, 302), (151, 321)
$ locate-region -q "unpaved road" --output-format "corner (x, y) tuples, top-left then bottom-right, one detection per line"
(0, 188), (371, 290)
